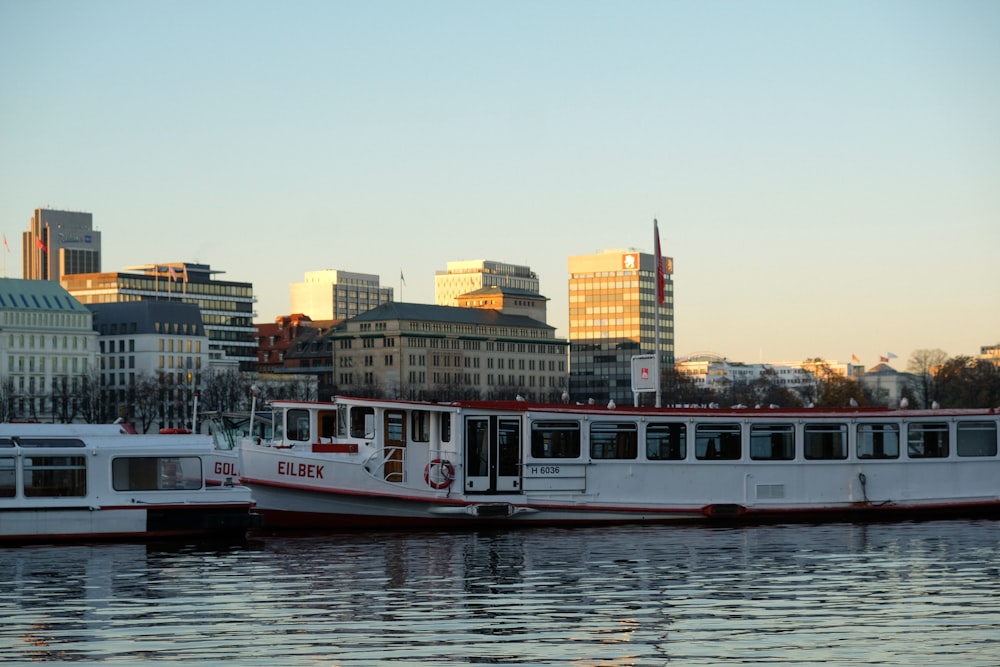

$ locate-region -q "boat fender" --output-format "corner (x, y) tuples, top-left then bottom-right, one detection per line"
(424, 459), (455, 489)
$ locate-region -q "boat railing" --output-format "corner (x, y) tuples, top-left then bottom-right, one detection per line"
(362, 446), (406, 483)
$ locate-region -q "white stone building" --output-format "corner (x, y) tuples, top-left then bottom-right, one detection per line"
(0, 278), (97, 420)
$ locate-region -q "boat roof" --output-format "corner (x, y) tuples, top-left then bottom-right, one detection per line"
(265, 396), (1000, 420)
(0, 423), (132, 436)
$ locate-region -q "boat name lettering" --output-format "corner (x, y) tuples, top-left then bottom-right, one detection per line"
(277, 461), (325, 479)
(214, 461), (238, 476)
(530, 466), (560, 475)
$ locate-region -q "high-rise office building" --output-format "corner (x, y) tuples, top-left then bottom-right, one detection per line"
(62, 262), (256, 371)
(290, 270), (393, 320)
(435, 260), (540, 307)
(567, 248), (674, 405)
(22, 208), (102, 282)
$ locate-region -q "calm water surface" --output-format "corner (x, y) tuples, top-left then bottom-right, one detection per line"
(2, 520), (999, 666)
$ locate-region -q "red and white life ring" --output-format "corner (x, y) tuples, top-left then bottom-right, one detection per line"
(424, 459), (455, 489)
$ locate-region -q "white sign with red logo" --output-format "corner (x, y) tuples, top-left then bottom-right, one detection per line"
(630, 354), (657, 392)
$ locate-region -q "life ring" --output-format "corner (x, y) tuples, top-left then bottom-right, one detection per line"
(424, 459), (455, 489)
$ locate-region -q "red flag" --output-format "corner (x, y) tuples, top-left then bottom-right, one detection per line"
(2, 234), (9, 253)
(168, 266), (178, 281)
(879, 356), (889, 363)
(653, 219), (665, 305)
(36, 237), (47, 253)
(851, 354), (860, 363)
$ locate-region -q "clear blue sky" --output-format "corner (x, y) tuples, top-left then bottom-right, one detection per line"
(2, 0), (998, 365)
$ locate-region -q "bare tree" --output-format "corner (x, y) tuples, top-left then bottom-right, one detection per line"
(49, 376), (78, 423)
(75, 368), (104, 424)
(660, 366), (715, 407)
(906, 348), (948, 408)
(201, 369), (252, 413)
(934, 356), (1000, 408)
(817, 373), (869, 407)
(133, 372), (162, 433)
(748, 368), (803, 407)
(0, 377), (15, 422)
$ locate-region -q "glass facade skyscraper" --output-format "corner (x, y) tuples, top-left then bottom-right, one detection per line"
(62, 263), (256, 371)
(568, 249), (674, 405)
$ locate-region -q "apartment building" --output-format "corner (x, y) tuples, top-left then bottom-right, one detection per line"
(330, 302), (568, 402)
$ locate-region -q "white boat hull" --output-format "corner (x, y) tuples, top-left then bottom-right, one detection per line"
(0, 423), (258, 544)
(240, 397), (1000, 530)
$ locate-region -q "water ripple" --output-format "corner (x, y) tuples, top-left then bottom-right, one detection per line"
(1, 521), (1000, 665)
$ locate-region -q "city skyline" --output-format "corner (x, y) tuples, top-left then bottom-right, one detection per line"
(2, 1), (998, 364)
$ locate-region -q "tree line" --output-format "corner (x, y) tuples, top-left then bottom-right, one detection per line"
(0, 369), (315, 432)
(660, 349), (1000, 409)
(2, 349), (996, 425)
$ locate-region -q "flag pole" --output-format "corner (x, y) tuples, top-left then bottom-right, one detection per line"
(653, 219), (662, 408)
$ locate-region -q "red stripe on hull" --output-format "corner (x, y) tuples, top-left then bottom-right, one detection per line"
(247, 485), (1000, 532)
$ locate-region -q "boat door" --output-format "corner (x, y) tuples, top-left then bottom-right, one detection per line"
(464, 416), (522, 494)
(383, 410), (405, 482)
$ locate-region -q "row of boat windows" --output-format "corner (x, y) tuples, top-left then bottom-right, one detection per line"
(0, 455), (204, 498)
(284, 407), (999, 462)
(529, 421), (999, 461)
(280, 407), (455, 444)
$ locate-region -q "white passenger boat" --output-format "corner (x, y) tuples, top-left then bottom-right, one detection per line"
(238, 396), (1000, 529)
(0, 423), (259, 543)
(198, 411), (272, 487)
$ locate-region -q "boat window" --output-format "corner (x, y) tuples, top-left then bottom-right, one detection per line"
(15, 438), (86, 448)
(695, 423), (741, 460)
(318, 410), (337, 440)
(957, 422), (997, 457)
(337, 404), (349, 437)
(0, 457), (14, 497)
(804, 424), (847, 460)
(0, 438), (13, 448)
(112, 457), (203, 490)
(646, 422), (686, 460)
(531, 420), (581, 459)
(412, 410), (431, 442)
(441, 413), (452, 443)
(497, 419), (521, 477)
(907, 422), (949, 458)
(23, 455), (87, 497)
(466, 419), (490, 477)
(750, 424), (795, 461)
(857, 423), (899, 459)
(590, 422), (638, 460)
(350, 407), (375, 438)
(286, 409), (311, 442)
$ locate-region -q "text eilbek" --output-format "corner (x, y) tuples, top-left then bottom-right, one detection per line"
(277, 461), (325, 479)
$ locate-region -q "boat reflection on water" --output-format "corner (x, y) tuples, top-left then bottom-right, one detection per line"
(2, 521), (999, 665)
